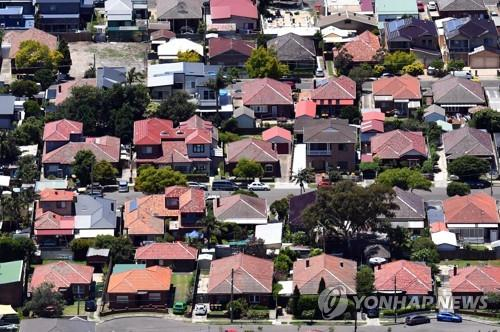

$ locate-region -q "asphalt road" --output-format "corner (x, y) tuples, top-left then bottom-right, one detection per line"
(96, 317), (498, 332)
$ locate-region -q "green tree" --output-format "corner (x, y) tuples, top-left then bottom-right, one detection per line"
(93, 160), (118, 185)
(0, 131), (20, 164)
(448, 156), (490, 180)
(402, 61), (424, 76)
(177, 50), (201, 62)
(245, 46), (289, 79)
(356, 265), (375, 296)
(410, 237), (440, 266)
(270, 197), (289, 222)
(0, 236), (36, 262)
(447, 181), (471, 196)
(385, 226), (411, 259)
(156, 91), (196, 126)
(24, 282), (64, 317)
(469, 108), (500, 133)
(198, 213), (225, 248)
(292, 168), (315, 194)
(135, 165), (187, 194)
(72, 150), (96, 186)
(16, 155), (39, 184)
(57, 39), (72, 74)
(23, 100), (43, 118)
(447, 59), (464, 71)
(377, 168), (432, 191)
(383, 51), (416, 74)
(126, 67), (144, 85)
(309, 248), (323, 257)
(348, 64), (373, 91)
(334, 49), (353, 76)
(10, 80), (39, 97)
(232, 158), (264, 180)
(84, 65), (96, 78)
(94, 235), (134, 263)
(33, 68), (56, 90)
(274, 253), (293, 280)
(13, 116), (44, 146)
(69, 238), (95, 261)
(339, 105), (361, 124)
(15, 40), (62, 70)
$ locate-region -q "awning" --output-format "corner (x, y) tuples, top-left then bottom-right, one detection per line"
(394, 99), (410, 103)
(374, 95), (393, 101)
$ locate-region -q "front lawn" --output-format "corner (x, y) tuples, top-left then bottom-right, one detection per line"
(63, 301), (85, 315)
(171, 272), (194, 303)
(439, 260), (500, 267)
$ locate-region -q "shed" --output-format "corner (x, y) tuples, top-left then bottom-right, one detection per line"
(262, 127), (292, 154)
(431, 231), (458, 252)
(423, 104), (446, 123)
(86, 248), (110, 269)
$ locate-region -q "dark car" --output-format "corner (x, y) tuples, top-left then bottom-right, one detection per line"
(211, 180), (239, 191)
(366, 308), (379, 318)
(464, 179), (489, 189)
(437, 312), (462, 323)
(405, 315), (431, 326)
(85, 299), (97, 312)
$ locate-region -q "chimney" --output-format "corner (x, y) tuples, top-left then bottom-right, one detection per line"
(216, 197), (220, 208)
(453, 265), (457, 276)
(58, 85), (62, 93)
(306, 259), (310, 268)
(313, 79), (317, 89)
(378, 264), (382, 270)
(340, 261), (344, 268)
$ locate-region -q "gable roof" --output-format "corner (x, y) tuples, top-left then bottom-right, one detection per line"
(5, 28), (57, 58)
(262, 126), (292, 142)
(226, 138), (278, 163)
(385, 17), (437, 42)
(74, 195), (117, 229)
(135, 242), (198, 261)
(241, 78), (293, 106)
(108, 266), (172, 293)
(443, 192), (500, 224)
(233, 106), (255, 119)
(391, 186), (426, 220)
(96, 66), (127, 89)
(449, 266), (500, 294)
(0, 260), (23, 284)
(213, 194), (268, 221)
(311, 76), (356, 101)
(340, 31), (380, 62)
(40, 189), (75, 202)
(442, 126), (494, 159)
(295, 100), (316, 118)
(423, 104), (446, 117)
(207, 253), (273, 294)
(444, 17), (495, 39)
(34, 212), (74, 235)
(318, 11), (378, 29)
(156, 0), (203, 20)
(432, 75), (485, 104)
(371, 130), (427, 160)
(362, 110), (385, 121)
(292, 254), (357, 295)
(375, 260), (432, 295)
(373, 74), (421, 99)
(303, 118), (357, 144)
(30, 261), (94, 291)
(134, 118), (175, 145)
(43, 119), (83, 142)
(105, 0), (132, 19)
(42, 136), (120, 165)
(360, 120), (384, 133)
(19, 318), (96, 332)
(267, 33), (316, 62)
(437, 0), (487, 12)
(210, 0), (257, 20)
(209, 38), (255, 58)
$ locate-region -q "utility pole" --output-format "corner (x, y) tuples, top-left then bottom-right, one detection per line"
(230, 268), (234, 323)
(394, 275), (397, 324)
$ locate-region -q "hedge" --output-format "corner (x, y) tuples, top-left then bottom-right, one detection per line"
(247, 310), (269, 319)
(185, 174), (209, 183)
(381, 304), (432, 316)
(207, 310), (227, 318)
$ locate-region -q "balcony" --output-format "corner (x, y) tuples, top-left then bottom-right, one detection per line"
(307, 150), (331, 156)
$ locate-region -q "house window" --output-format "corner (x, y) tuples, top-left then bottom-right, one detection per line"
(191, 81), (196, 89)
(264, 164), (273, 173)
(116, 295), (129, 303)
(72, 284), (84, 296)
(252, 105), (266, 113)
(56, 201), (67, 208)
(338, 144), (346, 151)
(203, 90), (215, 100)
(143, 146), (153, 154)
(249, 295), (260, 304)
(148, 293), (161, 301)
(166, 198), (179, 208)
(193, 144), (205, 153)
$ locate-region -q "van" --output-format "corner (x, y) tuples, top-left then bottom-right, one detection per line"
(451, 70), (472, 79)
(211, 179), (239, 191)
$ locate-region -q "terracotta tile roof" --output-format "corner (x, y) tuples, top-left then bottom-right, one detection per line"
(262, 126), (292, 142)
(311, 76), (356, 101)
(209, 38), (255, 58)
(340, 31), (380, 62)
(39, 189), (75, 202)
(6, 28), (57, 58)
(362, 111), (385, 122)
(30, 261), (94, 291)
(375, 260), (432, 295)
(295, 100), (316, 118)
(185, 129), (212, 144)
(150, 29), (176, 41)
(449, 266), (500, 294)
(42, 136), (120, 165)
(292, 254), (357, 295)
(226, 138), (278, 163)
(34, 212), (74, 235)
(135, 242), (198, 261)
(430, 222), (448, 233)
(213, 194), (268, 221)
(373, 74), (422, 99)
(360, 120), (384, 133)
(210, 0), (258, 20)
(443, 192), (500, 225)
(442, 126), (494, 160)
(179, 115), (214, 131)
(164, 185), (206, 213)
(133, 118), (175, 145)
(241, 78), (293, 106)
(371, 130), (427, 160)
(207, 253), (273, 294)
(108, 266), (172, 293)
(43, 119), (83, 142)
(54, 78), (97, 106)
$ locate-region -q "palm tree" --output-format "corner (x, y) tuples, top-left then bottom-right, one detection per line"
(205, 71), (225, 116)
(198, 213), (224, 248)
(126, 67), (145, 85)
(292, 168), (315, 194)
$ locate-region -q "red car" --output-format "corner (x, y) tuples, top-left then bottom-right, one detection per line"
(417, 0), (425, 11)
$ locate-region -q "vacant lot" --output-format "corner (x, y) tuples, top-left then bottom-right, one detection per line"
(69, 42), (148, 78)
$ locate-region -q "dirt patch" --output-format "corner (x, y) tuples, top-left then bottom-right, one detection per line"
(69, 42), (148, 78)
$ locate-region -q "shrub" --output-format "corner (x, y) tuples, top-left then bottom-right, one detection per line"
(447, 181), (470, 197)
(226, 298), (248, 319)
(300, 309), (315, 320)
(69, 238), (95, 261)
(247, 310), (269, 319)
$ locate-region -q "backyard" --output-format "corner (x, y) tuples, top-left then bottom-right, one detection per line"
(171, 272), (194, 303)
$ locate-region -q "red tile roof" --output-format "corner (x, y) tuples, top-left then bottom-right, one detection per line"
(311, 76), (356, 101)
(292, 254), (357, 295)
(373, 74), (422, 99)
(54, 78), (97, 106)
(430, 222), (448, 233)
(213, 194), (268, 221)
(241, 78), (293, 106)
(449, 266), (500, 294)
(34, 212), (74, 235)
(210, 0), (258, 20)
(370, 130), (427, 160)
(108, 266), (172, 293)
(185, 129), (212, 144)
(375, 260), (432, 295)
(43, 119), (83, 142)
(30, 261), (94, 291)
(39, 189), (75, 202)
(164, 185), (206, 213)
(133, 118), (175, 145)
(226, 138), (278, 163)
(362, 111), (385, 122)
(295, 100), (317, 118)
(42, 136), (120, 165)
(443, 192), (500, 225)
(207, 253), (273, 294)
(360, 120), (384, 133)
(135, 242), (198, 261)
(340, 31), (380, 62)
(262, 126), (292, 142)
(209, 38), (255, 58)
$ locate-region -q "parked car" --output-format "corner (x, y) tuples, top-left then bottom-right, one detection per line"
(211, 179), (239, 191)
(85, 300), (97, 312)
(405, 315), (431, 326)
(248, 182), (270, 191)
(428, 1), (437, 10)
(187, 181), (208, 191)
(381, 72), (394, 77)
(193, 304), (208, 316)
(87, 183), (103, 197)
(315, 68), (325, 77)
(118, 180), (129, 193)
(451, 71), (472, 79)
(417, 0), (425, 12)
(205, 194), (220, 202)
(366, 308), (379, 318)
(173, 301), (187, 314)
(464, 179), (489, 189)
(437, 312), (462, 323)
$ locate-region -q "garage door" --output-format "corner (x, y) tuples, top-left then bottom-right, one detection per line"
(470, 55), (499, 69)
(276, 143), (289, 154)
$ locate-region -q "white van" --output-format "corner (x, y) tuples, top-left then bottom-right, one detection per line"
(451, 70), (472, 79)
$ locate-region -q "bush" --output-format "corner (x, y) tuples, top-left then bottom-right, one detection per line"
(447, 181), (470, 197)
(69, 238), (95, 261)
(185, 174), (209, 182)
(300, 309), (315, 320)
(207, 310), (227, 318)
(226, 298), (248, 319)
(247, 310), (269, 319)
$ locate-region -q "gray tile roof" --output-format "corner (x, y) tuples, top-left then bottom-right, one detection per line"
(96, 66), (127, 89)
(318, 11), (377, 29)
(423, 104), (445, 117)
(442, 126), (494, 159)
(302, 118), (357, 144)
(0, 95), (15, 115)
(392, 186), (426, 220)
(233, 106), (255, 119)
(156, 0), (203, 20)
(75, 195), (117, 229)
(267, 33), (315, 62)
(432, 75), (485, 104)
(437, 0), (486, 12)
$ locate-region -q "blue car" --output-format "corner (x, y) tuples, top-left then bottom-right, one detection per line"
(437, 312), (462, 323)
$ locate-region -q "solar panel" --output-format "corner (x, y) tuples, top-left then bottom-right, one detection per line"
(129, 199), (137, 212)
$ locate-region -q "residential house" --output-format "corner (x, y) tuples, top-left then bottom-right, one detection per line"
(310, 76), (356, 116)
(386, 187), (426, 232)
(0, 95), (18, 130)
(0, 0), (34, 29)
(443, 17), (498, 65)
(442, 126), (495, 162)
(2, 28), (57, 68)
(105, 0), (148, 41)
(107, 266), (172, 309)
(443, 192), (500, 243)
(38, 189), (75, 216)
(295, 100), (316, 119)
(225, 138), (280, 177)
(255, 222), (283, 249)
(155, 0), (202, 33)
(124, 185), (206, 243)
(45, 78), (97, 109)
(436, 0), (488, 19)
(375, 0), (418, 28)
(449, 266), (500, 299)
(0, 260), (24, 307)
(232, 106), (255, 129)
(432, 75), (486, 113)
(374, 260), (433, 297)
(431, 230), (458, 251)
(370, 130), (428, 167)
(96, 66), (127, 88)
(294, 118), (357, 172)
(133, 115), (221, 173)
(20, 319), (96, 332)
(318, 11), (378, 33)
(156, 38), (204, 61)
(29, 261), (94, 300)
(209, 0), (258, 32)
(135, 242), (198, 271)
(149, 29), (176, 52)
(423, 104), (446, 123)
(267, 33), (316, 72)
(42, 120), (120, 178)
(206, 253), (273, 305)
(288, 191), (316, 231)
(239, 78), (293, 119)
(262, 126), (292, 154)
(321, 26), (357, 45)
(34, 0), (84, 32)
(373, 74), (422, 115)
(338, 31), (380, 64)
(292, 254), (357, 295)
(208, 38), (255, 66)
(213, 194), (268, 225)
(360, 110), (385, 153)
(74, 195), (117, 238)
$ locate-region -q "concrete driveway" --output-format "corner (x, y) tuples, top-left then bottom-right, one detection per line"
(433, 147), (449, 188)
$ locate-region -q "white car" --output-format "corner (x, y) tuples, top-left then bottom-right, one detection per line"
(193, 304), (208, 316)
(248, 182), (270, 191)
(428, 1), (437, 10)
